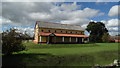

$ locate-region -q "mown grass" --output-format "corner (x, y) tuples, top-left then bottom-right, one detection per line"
(3, 42), (119, 67)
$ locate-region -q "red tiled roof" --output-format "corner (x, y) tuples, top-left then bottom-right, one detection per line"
(54, 33), (89, 37)
(39, 32), (89, 37)
(39, 32), (52, 36)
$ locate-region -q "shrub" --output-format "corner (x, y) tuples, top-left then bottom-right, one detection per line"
(2, 28), (26, 55)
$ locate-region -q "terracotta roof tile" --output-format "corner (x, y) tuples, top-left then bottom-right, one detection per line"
(39, 32), (51, 36)
(39, 32), (89, 37)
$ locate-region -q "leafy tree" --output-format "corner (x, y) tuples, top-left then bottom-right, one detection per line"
(116, 34), (120, 36)
(2, 28), (26, 55)
(22, 31), (31, 40)
(86, 21), (108, 43)
(102, 32), (110, 43)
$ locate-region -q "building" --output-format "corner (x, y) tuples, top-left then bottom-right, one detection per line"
(109, 36), (120, 43)
(33, 21), (89, 44)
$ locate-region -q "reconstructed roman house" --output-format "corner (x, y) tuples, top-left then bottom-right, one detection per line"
(33, 21), (89, 44)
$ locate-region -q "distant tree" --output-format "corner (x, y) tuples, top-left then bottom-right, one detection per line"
(2, 28), (26, 55)
(116, 34), (120, 36)
(21, 31), (31, 40)
(86, 21), (108, 43)
(102, 32), (110, 43)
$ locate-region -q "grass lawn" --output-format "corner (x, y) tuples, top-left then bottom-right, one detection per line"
(3, 42), (119, 67)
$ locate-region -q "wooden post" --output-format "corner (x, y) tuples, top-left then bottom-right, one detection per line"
(76, 37), (78, 42)
(82, 37), (84, 43)
(70, 37), (71, 42)
(87, 38), (89, 42)
(62, 36), (64, 42)
(40, 36), (42, 42)
(47, 36), (50, 44)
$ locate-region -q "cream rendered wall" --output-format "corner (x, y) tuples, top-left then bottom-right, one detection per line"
(34, 24), (39, 42)
(39, 28), (84, 35)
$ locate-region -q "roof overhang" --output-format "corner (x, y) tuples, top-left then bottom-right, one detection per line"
(39, 32), (89, 37)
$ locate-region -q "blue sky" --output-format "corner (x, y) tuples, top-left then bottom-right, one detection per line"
(1, 2), (119, 36)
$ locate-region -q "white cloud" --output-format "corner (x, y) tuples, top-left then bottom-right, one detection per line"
(60, 2), (78, 11)
(61, 18), (89, 26)
(109, 32), (119, 36)
(2, 0), (66, 2)
(108, 27), (118, 31)
(14, 27), (34, 37)
(81, 24), (88, 29)
(101, 19), (119, 36)
(2, 2), (104, 26)
(106, 19), (119, 27)
(0, 16), (13, 25)
(108, 5), (120, 17)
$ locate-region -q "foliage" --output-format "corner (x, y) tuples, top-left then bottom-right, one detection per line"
(102, 32), (110, 43)
(20, 31), (31, 40)
(2, 28), (26, 55)
(116, 34), (120, 36)
(86, 21), (108, 43)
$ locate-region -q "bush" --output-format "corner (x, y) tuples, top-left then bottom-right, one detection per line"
(2, 28), (26, 55)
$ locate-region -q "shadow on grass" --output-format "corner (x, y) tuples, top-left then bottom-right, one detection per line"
(2, 53), (54, 68)
(2, 53), (94, 67)
(2, 50), (118, 67)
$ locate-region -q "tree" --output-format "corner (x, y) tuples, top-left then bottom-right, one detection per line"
(116, 34), (120, 36)
(102, 32), (110, 43)
(86, 21), (108, 43)
(20, 31), (31, 42)
(2, 28), (26, 55)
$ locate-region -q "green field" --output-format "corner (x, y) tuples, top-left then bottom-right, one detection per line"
(3, 42), (119, 67)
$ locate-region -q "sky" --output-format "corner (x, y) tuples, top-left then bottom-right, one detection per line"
(1, 1), (120, 37)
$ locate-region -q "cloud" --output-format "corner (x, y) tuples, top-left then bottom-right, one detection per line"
(2, 0), (65, 2)
(108, 27), (118, 31)
(14, 27), (34, 37)
(109, 32), (119, 36)
(81, 24), (88, 29)
(2, 2), (104, 26)
(102, 19), (119, 36)
(108, 5), (120, 17)
(0, 16), (14, 25)
(60, 2), (79, 11)
(106, 19), (119, 27)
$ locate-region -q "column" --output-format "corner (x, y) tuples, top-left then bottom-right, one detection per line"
(47, 36), (50, 44)
(62, 36), (64, 42)
(40, 36), (42, 42)
(76, 37), (78, 42)
(82, 37), (84, 42)
(70, 37), (71, 42)
(87, 38), (89, 42)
